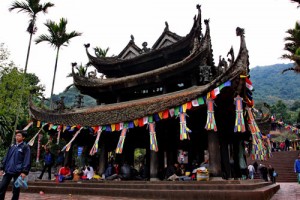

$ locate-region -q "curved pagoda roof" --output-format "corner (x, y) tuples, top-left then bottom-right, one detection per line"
(85, 5), (203, 78)
(29, 26), (249, 127)
(73, 20), (212, 98)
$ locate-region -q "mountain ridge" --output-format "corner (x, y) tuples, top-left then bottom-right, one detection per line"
(250, 63), (300, 105)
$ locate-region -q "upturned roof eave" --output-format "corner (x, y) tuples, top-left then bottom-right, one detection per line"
(30, 25), (249, 126)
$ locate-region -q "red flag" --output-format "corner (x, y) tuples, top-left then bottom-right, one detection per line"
(186, 102), (192, 110)
(115, 123), (120, 131)
(138, 118), (144, 127)
(162, 110), (169, 119)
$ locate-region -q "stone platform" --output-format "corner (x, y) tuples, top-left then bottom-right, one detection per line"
(10, 179), (279, 200)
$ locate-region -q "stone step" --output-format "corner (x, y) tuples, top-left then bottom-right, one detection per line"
(247, 150), (300, 183)
(29, 180), (271, 190)
(15, 181), (279, 200)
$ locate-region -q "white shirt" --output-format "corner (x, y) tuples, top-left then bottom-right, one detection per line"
(83, 166), (94, 180)
(248, 165), (255, 172)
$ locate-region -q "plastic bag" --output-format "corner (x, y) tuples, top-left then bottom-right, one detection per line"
(14, 176), (28, 189)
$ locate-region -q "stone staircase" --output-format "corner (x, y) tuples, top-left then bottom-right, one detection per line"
(16, 180), (279, 200)
(247, 150), (299, 182)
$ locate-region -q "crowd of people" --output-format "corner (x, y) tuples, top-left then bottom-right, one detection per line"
(0, 129), (298, 200)
(272, 138), (291, 152)
(247, 162), (277, 183)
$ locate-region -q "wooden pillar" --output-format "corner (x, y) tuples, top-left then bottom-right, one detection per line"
(207, 131), (221, 176)
(150, 151), (159, 181)
(98, 144), (107, 175)
(64, 146), (73, 167)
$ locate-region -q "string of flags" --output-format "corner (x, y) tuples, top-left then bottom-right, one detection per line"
(246, 107), (270, 160)
(24, 78), (265, 161)
(27, 80), (231, 152)
(276, 121), (299, 135)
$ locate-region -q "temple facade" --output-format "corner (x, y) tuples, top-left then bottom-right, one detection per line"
(29, 5), (268, 180)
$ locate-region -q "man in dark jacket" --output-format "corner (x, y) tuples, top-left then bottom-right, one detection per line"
(38, 147), (54, 180)
(0, 130), (31, 200)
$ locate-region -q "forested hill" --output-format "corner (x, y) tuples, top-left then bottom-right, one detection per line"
(250, 63), (300, 105)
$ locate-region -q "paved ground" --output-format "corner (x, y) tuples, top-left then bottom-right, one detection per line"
(271, 182), (300, 200)
(2, 182), (299, 200)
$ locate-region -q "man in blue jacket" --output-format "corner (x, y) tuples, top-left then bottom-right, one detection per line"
(0, 130), (31, 200)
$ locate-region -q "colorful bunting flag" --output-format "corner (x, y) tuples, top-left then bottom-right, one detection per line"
(234, 95), (246, 133)
(23, 121), (33, 130)
(116, 128), (128, 154)
(149, 123), (158, 152)
(246, 107), (266, 160)
(28, 123), (48, 146)
(62, 127), (83, 152)
(89, 127), (102, 156)
(36, 133), (42, 163)
(205, 98), (217, 131)
(179, 113), (191, 140)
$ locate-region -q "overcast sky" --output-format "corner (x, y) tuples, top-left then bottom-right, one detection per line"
(0, 0), (299, 97)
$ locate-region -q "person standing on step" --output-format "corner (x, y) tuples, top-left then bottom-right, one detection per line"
(294, 153), (300, 184)
(38, 147), (54, 180)
(267, 164), (275, 183)
(0, 130), (31, 200)
(248, 164), (255, 179)
(285, 138), (290, 151)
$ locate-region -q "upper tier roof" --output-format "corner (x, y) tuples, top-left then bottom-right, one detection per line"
(73, 20), (213, 99)
(29, 27), (249, 127)
(85, 5), (203, 78)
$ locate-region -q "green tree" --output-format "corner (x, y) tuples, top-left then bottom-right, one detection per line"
(0, 67), (44, 144)
(291, 100), (300, 111)
(94, 46), (110, 58)
(35, 18), (82, 108)
(9, 0), (54, 143)
(271, 100), (291, 122)
(0, 44), (44, 145)
(282, 21), (300, 74)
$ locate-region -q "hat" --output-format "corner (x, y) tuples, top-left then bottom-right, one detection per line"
(15, 130), (27, 137)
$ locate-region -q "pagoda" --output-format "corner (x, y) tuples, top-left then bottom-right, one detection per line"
(29, 5), (268, 180)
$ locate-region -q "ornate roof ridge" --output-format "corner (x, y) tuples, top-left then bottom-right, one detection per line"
(30, 26), (249, 126)
(74, 27), (208, 88)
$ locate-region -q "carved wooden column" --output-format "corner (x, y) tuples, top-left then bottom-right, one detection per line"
(98, 143), (107, 175)
(150, 151), (159, 181)
(207, 131), (221, 176)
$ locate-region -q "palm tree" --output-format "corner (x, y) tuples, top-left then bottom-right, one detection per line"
(9, 0), (54, 144)
(35, 18), (82, 108)
(94, 46), (110, 58)
(281, 21), (300, 74)
(9, 0), (54, 74)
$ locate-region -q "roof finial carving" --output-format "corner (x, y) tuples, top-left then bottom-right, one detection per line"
(142, 42), (150, 53)
(84, 43), (90, 49)
(130, 35), (135, 43)
(204, 19), (210, 25)
(227, 46), (235, 67)
(236, 27), (245, 36)
(164, 21), (169, 32)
